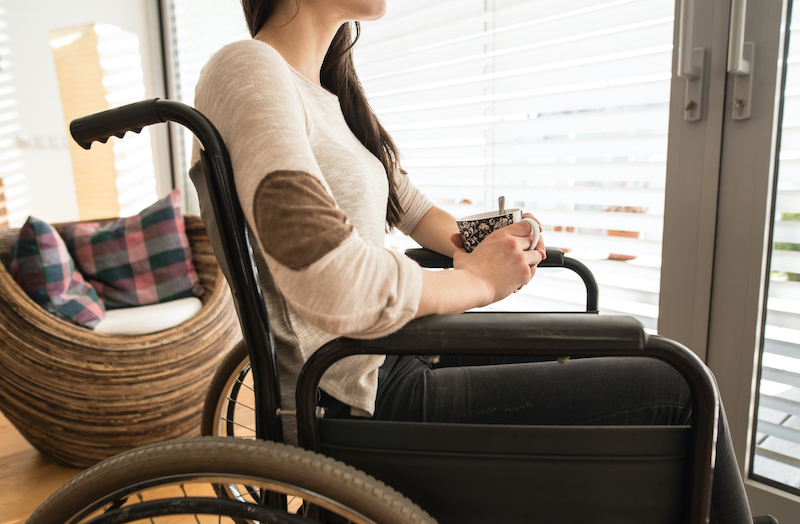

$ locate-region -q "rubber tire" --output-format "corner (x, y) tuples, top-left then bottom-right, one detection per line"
(201, 340), (252, 437)
(28, 437), (436, 524)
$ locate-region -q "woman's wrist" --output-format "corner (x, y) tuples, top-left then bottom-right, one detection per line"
(416, 268), (494, 318)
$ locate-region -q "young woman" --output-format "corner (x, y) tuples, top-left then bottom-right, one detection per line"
(190, 1), (773, 522)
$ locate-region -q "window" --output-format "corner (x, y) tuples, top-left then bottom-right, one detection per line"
(0, 0), (27, 227)
(50, 24), (159, 219)
(359, 0), (674, 326)
(749, 5), (800, 492)
(161, 0), (249, 212)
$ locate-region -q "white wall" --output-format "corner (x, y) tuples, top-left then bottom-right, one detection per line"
(6, 0), (163, 224)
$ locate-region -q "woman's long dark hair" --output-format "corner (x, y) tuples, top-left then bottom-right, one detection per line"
(241, 0), (404, 228)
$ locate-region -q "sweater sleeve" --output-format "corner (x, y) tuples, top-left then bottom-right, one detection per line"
(193, 41), (422, 338)
(394, 169), (434, 236)
(192, 40), (321, 209)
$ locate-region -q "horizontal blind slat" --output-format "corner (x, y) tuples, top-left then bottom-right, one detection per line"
(394, 80), (670, 114)
(768, 280), (800, 301)
(419, 185), (665, 210)
(774, 221), (800, 244)
(772, 250), (800, 274)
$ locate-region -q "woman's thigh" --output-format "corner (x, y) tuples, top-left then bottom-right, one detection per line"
(373, 355), (692, 426)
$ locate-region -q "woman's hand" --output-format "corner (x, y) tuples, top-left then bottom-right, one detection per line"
(451, 213), (545, 304)
(415, 213), (545, 318)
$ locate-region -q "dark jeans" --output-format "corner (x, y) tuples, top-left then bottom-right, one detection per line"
(324, 354), (753, 524)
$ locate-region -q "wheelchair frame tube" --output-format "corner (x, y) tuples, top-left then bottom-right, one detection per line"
(561, 256), (599, 313)
(157, 102), (283, 444)
(70, 99), (284, 444)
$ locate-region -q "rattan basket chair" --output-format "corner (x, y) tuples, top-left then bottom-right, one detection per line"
(0, 214), (241, 468)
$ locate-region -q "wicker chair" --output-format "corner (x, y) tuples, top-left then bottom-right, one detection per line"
(0, 215), (241, 468)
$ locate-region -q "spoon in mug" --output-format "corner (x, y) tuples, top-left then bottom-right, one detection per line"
(498, 195), (505, 215)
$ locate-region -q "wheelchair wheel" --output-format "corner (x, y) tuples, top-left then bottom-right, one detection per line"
(202, 340), (256, 439)
(28, 437), (436, 524)
(200, 342), (301, 510)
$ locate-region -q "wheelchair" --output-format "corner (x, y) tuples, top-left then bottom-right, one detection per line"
(28, 99), (719, 524)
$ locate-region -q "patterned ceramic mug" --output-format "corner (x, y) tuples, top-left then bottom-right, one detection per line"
(456, 208), (541, 253)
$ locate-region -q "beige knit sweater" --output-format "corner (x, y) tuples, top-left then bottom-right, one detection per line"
(191, 39), (433, 439)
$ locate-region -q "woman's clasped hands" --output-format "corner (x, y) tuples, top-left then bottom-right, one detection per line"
(450, 212), (546, 304)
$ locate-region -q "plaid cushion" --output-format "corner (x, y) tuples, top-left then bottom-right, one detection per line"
(64, 189), (204, 309)
(9, 216), (105, 328)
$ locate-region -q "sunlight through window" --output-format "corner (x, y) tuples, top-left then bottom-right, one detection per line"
(368, 0), (673, 328)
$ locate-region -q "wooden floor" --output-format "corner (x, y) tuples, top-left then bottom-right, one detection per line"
(0, 362), (257, 524)
(0, 410), (83, 524)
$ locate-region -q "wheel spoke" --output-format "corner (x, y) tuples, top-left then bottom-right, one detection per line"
(224, 396), (255, 411)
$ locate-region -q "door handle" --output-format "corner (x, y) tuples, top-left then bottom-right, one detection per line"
(728, 0), (754, 120)
(728, 0), (751, 75)
(677, 0), (704, 121)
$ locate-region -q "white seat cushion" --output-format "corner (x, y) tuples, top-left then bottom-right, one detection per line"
(93, 297), (203, 335)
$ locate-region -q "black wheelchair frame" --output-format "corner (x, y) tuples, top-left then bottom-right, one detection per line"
(52, 98), (720, 524)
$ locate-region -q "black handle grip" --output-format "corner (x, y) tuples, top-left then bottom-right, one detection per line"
(404, 248), (453, 268)
(70, 99), (164, 149)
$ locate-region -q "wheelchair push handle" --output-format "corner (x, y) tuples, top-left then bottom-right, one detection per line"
(70, 99), (165, 149)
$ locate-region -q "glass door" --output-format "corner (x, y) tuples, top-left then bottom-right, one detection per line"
(745, 0), (800, 501)
(703, 0), (800, 520)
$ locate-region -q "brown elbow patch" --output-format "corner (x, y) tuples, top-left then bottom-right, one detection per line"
(253, 171), (354, 270)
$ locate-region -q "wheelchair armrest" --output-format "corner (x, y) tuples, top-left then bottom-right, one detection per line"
(405, 247), (565, 268)
(343, 312), (644, 354)
(405, 247), (599, 313)
(404, 247), (453, 268)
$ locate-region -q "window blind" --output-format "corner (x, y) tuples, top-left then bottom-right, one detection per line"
(358, 0), (674, 329)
